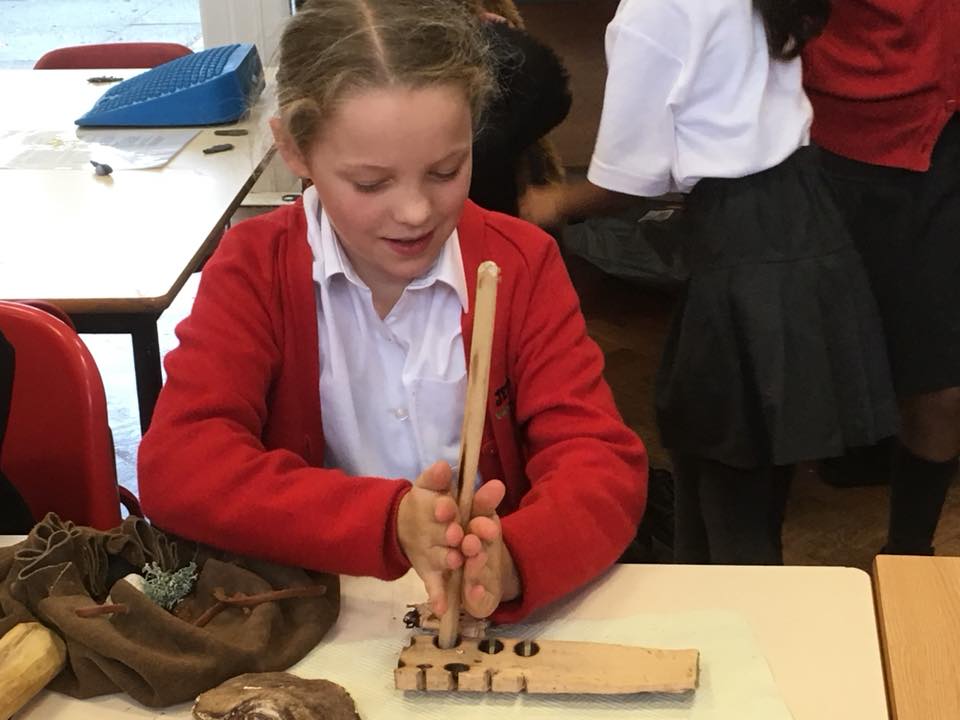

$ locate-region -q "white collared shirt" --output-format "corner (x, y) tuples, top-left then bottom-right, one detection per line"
(588, 0), (812, 195)
(303, 187), (468, 481)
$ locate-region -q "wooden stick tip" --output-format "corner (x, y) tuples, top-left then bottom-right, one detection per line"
(477, 261), (500, 280)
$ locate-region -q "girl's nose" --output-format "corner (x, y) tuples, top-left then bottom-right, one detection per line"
(393, 187), (431, 227)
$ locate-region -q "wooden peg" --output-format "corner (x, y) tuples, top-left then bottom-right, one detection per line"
(438, 261), (500, 649)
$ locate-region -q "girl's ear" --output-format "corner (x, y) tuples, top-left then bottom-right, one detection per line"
(269, 116), (311, 178)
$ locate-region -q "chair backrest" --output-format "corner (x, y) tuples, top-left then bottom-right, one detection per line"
(0, 301), (121, 529)
(34, 42), (193, 70)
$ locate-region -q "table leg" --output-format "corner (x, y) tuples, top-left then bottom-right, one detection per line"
(71, 311), (163, 434)
(130, 319), (162, 433)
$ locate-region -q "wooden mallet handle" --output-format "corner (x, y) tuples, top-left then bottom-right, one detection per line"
(437, 261), (500, 650)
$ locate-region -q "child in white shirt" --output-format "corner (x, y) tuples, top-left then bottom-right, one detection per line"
(522, 0), (896, 563)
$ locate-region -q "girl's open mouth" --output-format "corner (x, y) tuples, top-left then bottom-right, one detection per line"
(384, 230), (433, 255)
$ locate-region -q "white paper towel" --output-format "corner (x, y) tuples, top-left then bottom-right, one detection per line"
(291, 608), (794, 720)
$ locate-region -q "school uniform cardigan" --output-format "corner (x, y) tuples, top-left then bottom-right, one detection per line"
(803, 0), (960, 171)
(138, 199), (648, 622)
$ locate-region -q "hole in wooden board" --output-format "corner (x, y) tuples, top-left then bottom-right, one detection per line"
(444, 662), (472, 690)
(415, 663), (431, 691)
(478, 638), (505, 654)
(513, 639), (540, 657)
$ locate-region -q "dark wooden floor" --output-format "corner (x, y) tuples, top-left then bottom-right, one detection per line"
(567, 254), (960, 570)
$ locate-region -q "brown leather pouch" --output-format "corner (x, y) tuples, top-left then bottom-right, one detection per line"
(0, 513), (338, 707)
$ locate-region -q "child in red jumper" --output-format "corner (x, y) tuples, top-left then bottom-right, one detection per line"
(137, 0), (647, 624)
(804, 0), (960, 555)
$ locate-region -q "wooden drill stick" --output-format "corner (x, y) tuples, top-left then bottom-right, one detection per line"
(438, 261), (500, 650)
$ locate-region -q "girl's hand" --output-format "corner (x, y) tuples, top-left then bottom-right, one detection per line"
(460, 479), (521, 618)
(397, 461), (464, 614)
(519, 184), (566, 228)
(480, 11), (511, 25)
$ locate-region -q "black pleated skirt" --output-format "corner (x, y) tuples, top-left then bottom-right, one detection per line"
(655, 147), (899, 469)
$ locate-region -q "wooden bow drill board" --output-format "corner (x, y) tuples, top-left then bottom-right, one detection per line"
(394, 633), (699, 694)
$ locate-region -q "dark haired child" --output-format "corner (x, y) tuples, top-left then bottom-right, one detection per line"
(521, 0), (896, 564)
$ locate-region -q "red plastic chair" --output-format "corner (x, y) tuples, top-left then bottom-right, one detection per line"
(34, 42), (193, 70)
(0, 301), (139, 529)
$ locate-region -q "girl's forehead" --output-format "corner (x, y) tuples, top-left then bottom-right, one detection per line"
(335, 82), (471, 114)
(319, 84), (473, 149)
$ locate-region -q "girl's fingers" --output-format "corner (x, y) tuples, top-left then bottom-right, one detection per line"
(413, 518), (455, 551)
(463, 565), (498, 618)
(468, 515), (500, 543)
(464, 549), (488, 574)
(434, 495), (458, 524)
(444, 520), (465, 547)
(467, 581), (492, 608)
(472, 479), (505, 517)
(415, 460), (453, 492)
(462, 517), (501, 557)
(417, 549), (462, 614)
(424, 573), (447, 615)
(412, 543), (463, 576)
(413, 471), (505, 618)
(461, 533), (483, 557)
(424, 544), (461, 571)
(446, 547), (464, 570)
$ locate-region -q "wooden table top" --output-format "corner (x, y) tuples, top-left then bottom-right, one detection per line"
(2, 558), (888, 720)
(0, 68), (276, 314)
(874, 554), (960, 720)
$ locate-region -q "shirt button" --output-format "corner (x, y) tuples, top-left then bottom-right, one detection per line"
(391, 407), (409, 420)
(947, 99), (957, 112)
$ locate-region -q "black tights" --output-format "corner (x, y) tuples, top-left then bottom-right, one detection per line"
(673, 454), (793, 565)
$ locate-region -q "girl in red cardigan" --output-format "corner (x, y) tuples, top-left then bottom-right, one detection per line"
(138, 0), (647, 623)
(804, 1), (960, 555)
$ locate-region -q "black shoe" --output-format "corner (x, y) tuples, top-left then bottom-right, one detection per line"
(819, 438), (894, 488)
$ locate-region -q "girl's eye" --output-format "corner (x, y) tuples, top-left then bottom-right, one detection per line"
(353, 180), (387, 194)
(431, 167), (461, 182)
